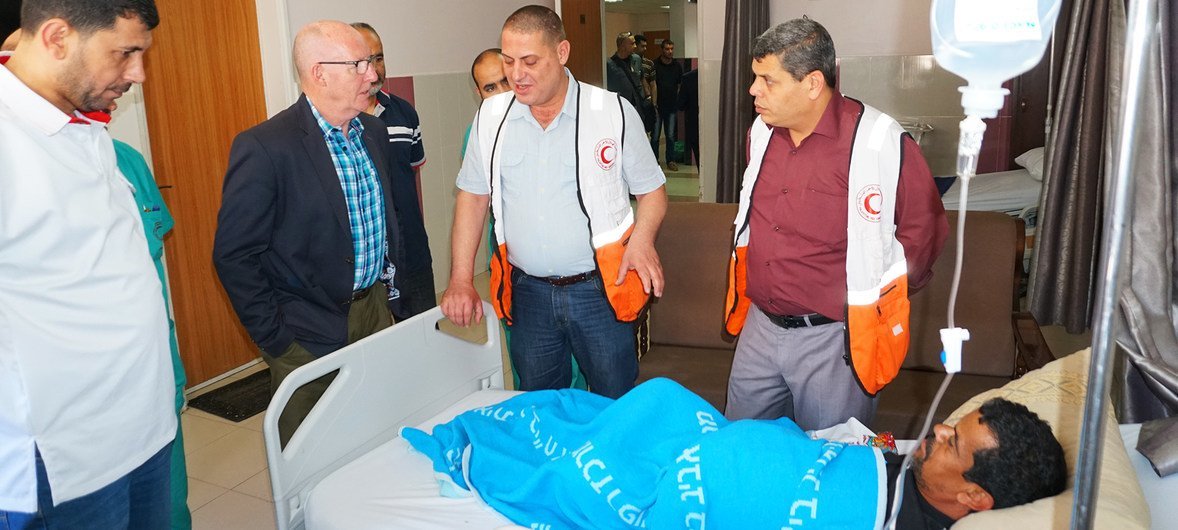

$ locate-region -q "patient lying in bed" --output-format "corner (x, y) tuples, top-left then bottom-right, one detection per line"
(403, 379), (1066, 530)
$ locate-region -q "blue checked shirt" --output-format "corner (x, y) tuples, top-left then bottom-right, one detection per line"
(310, 102), (387, 292)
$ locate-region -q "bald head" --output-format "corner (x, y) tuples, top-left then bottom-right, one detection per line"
(291, 20), (377, 127)
(292, 20), (366, 86)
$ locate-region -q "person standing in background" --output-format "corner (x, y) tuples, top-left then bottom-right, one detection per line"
(651, 39), (683, 171)
(112, 138), (192, 530)
(353, 21), (435, 319)
(632, 34), (655, 101)
(605, 31), (641, 107)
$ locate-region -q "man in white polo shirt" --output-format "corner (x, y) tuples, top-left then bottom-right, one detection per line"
(0, 1), (176, 527)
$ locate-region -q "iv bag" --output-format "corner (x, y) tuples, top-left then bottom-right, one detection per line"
(931, 0), (1062, 117)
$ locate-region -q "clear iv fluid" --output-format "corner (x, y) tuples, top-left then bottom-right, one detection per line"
(930, 0), (1062, 118)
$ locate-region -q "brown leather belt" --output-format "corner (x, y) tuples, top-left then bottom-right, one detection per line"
(528, 270), (599, 286)
(764, 311), (837, 329)
(349, 286), (371, 303)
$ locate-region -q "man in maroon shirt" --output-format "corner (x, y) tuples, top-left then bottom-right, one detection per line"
(724, 18), (947, 430)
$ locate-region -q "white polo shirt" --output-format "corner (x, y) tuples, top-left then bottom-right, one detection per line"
(0, 56), (176, 511)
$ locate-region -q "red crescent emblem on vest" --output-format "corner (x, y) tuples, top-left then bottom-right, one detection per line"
(594, 138), (618, 170)
(600, 145), (615, 165)
(864, 193), (882, 215)
(855, 184), (884, 222)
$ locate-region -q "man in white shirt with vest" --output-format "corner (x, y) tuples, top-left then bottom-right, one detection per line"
(0, 0), (177, 527)
(724, 19), (948, 430)
(442, 5), (667, 399)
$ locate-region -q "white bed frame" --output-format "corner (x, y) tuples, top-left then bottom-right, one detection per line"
(263, 304), (504, 530)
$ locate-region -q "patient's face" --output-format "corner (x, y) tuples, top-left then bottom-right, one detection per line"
(910, 410), (997, 503)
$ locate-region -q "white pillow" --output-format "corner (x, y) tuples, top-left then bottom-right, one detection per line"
(1015, 147), (1045, 181)
(949, 350), (1150, 529)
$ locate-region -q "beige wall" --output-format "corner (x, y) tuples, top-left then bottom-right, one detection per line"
(770, 0), (933, 56)
(696, 0), (724, 202)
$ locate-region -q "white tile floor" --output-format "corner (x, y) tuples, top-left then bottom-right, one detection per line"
(182, 363), (277, 530)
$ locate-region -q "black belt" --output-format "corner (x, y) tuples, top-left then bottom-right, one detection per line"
(764, 311), (837, 329)
(348, 286), (371, 303)
(527, 269), (599, 286)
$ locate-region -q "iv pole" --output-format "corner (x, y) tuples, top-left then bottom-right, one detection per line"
(1069, 0), (1158, 526)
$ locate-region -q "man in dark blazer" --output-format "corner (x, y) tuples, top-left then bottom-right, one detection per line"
(213, 20), (404, 447)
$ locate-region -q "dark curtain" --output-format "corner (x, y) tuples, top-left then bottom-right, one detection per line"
(714, 0), (768, 203)
(1028, 0), (1122, 333)
(1112, 0), (1178, 422)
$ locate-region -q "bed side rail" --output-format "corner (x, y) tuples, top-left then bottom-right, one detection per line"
(263, 303), (503, 530)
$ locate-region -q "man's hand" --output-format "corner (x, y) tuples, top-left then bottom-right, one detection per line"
(615, 240), (663, 298)
(440, 281), (484, 328)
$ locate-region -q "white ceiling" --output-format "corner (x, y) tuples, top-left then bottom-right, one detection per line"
(604, 0), (680, 16)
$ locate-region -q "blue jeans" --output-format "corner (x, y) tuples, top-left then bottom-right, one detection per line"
(0, 442), (172, 530)
(509, 268), (638, 398)
(650, 110), (677, 164)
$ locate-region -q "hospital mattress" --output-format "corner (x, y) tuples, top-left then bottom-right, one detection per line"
(940, 168), (1041, 215)
(303, 388), (521, 530)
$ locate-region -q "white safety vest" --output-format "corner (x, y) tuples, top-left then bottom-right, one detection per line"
(725, 101), (911, 394)
(475, 82), (648, 323)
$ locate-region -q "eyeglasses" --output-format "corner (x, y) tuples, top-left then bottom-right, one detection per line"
(318, 55), (376, 75)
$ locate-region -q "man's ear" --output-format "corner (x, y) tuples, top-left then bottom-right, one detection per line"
(557, 39), (570, 66)
(38, 19), (74, 60)
(806, 71), (826, 99)
(957, 485), (995, 512)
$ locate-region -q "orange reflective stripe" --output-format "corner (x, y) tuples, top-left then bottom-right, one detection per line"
(724, 246), (751, 335)
(846, 275), (910, 395)
(489, 243), (514, 324)
(593, 225), (649, 322)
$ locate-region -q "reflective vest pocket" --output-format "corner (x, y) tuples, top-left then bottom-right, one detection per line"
(593, 229), (650, 322)
(846, 275), (910, 395)
(490, 243), (514, 324)
(724, 246), (751, 335)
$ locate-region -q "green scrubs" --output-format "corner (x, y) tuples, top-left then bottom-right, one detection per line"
(113, 140), (191, 530)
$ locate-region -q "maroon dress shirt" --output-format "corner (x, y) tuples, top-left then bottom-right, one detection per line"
(745, 95), (948, 321)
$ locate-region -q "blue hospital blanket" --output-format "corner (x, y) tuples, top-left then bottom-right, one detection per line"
(402, 378), (886, 529)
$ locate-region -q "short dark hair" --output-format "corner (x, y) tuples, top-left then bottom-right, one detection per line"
(22, 0), (159, 34)
(662, 39), (675, 48)
(751, 18), (836, 88)
(503, 4), (565, 44)
(634, 34), (647, 45)
(470, 47), (502, 84)
(349, 21), (377, 38)
(966, 398), (1068, 509)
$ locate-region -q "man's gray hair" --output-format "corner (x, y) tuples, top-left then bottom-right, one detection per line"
(751, 18), (836, 88)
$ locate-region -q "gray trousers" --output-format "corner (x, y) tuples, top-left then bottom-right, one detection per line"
(262, 283), (393, 447)
(725, 305), (876, 431)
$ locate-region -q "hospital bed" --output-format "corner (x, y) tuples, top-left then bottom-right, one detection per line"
(264, 304), (1173, 530)
(263, 303), (519, 530)
(939, 167), (1042, 216)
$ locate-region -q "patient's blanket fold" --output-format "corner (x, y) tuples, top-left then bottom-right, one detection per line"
(403, 378), (884, 529)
